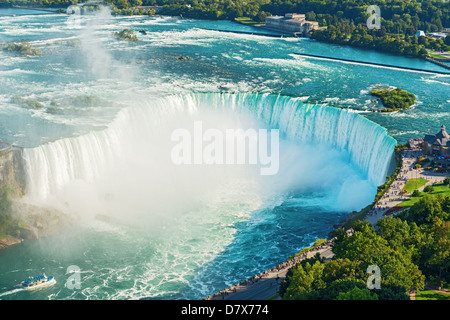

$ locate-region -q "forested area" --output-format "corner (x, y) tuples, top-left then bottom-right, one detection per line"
(280, 194), (450, 300)
(2, 1), (448, 57)
(2, 0), (449, 32)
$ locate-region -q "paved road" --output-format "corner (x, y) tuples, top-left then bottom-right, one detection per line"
(207, 246), (335, 300)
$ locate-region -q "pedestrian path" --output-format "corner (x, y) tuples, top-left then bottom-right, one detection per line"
(365, 144), (447, 225)
(206, 237), (341, 300)
(207, 141), (449, 300)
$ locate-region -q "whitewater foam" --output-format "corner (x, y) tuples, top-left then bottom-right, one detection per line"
(23, 92), (395, 212)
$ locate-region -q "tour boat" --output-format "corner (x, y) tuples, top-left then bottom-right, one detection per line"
(19, 274), (56, 290)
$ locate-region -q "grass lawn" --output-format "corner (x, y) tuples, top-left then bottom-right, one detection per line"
(429, 53), (448, 59)
(415, 290), (450, 300)
(235, 17), (263, 26)
(293, 238), (328, 257)
(402, 178), (428, 193)
(400, 183), (450, 207)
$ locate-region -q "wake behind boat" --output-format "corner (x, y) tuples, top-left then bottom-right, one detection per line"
(18, 274), (56, 290)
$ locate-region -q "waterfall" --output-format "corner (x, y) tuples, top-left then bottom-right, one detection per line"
(23, 92), (396, 202)
(158, 92), (397, 186)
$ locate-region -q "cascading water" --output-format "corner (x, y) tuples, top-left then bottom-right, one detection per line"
(170, 93), (397, 186)
(18, 92), (397, 299)
(23, 92), (396, 207)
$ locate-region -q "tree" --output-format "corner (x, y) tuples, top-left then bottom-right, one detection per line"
(332, 221), (389, 261)
(306, 11), (316, 21)
(129, 0), (142, 7)
(333, 220), (425, 291)
(116, 0), (129, 9)
(377, 216), (412, 249)
(321, 258), (365, 284)
(335, 286), (378, 300)
(373, 284), (411, 300)
(419, 218), (450, 281)
(283, 260), (326, 300)
(445, 35), (450, 47)
(406, 195), (450, 226)
(318, 279), (367, 300)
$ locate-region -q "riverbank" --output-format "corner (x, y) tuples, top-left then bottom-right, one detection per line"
(211, 135), (449, 300)
(0, 236), (22, 249)
(206, 237), (338, 300)
(0, 200), (74, 250)
(206, 140), (407, 300)
(366, 139), (450, 224)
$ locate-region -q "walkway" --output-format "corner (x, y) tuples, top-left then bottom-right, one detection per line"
(206, 239), (338, 300)
(365, 142), (447, 225)
(207, 141), (448, 300)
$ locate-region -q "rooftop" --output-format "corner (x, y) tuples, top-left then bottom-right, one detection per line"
(424, 125), (450, 146)
(266, 13), (306, 21)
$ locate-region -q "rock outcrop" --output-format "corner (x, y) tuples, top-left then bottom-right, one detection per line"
(0, 142), (73, 249)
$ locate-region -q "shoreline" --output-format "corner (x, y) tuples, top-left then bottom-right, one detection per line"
(0, 236), (23, 250)
(0, 200), (74, 251)
(206, 141), (408, 300)
(207, 136), (450, 300)
(1, 7), (447, 71)
(205, 237), (338, 300)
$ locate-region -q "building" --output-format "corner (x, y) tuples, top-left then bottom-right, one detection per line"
(428, 32), (447, 39)
(423, 125), (450, 155)
(265, 13), (319, 35)
(415, 30), (426, 38)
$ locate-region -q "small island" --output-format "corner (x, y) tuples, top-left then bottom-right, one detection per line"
(2, 42), (42, 56)
(113, 28), (138, 41)
(10, 94), (113, 115)
(10, 95), (45, 110)
(370, 87), (416, 112)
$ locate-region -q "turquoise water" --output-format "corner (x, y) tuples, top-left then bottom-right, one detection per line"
(0, 10), (448, 300)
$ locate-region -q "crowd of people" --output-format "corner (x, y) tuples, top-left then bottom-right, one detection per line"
(367, 143), (423, 220)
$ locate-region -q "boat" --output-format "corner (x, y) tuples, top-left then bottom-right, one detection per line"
(19, 274), (56, 290)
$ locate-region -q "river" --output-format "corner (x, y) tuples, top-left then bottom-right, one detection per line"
(0, 8), (448, 300)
